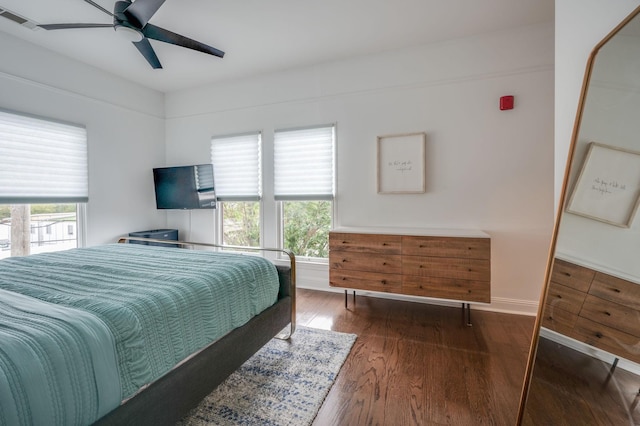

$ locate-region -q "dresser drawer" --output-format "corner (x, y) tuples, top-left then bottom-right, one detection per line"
(580, 294), (640, 337)
(328, 229), (491, 305)
(542, 302), (579, 337)
(402, 236), (490, 259)
(402, 276), (490, 302)
(330, 251), (402, 274)
(573, 317), (640, 364)
(589, 272), (640, 311)
(329, 269), (402, 293)
(546, 281), (587, 315)
(550, 259), (594, 292)
(330, 232), (401, 254)
(402, 256), (490, 282)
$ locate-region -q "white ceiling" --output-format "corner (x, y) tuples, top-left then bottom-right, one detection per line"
(0, 0), (554, 93)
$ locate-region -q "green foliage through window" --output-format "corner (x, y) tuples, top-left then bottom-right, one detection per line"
(283, 201), (331, 259)
(221, 202), (260, 247)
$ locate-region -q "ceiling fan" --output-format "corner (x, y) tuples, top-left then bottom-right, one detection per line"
(38, 0), (224, 69)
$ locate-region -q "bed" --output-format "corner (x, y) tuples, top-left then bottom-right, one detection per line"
(0, 237), (296, 426)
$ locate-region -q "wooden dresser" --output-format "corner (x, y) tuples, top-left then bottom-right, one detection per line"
(328, 227), (491, 305)
(542, 257), (640, 364)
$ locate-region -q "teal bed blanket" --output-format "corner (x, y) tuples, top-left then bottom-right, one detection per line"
(0, 244), (281, 426)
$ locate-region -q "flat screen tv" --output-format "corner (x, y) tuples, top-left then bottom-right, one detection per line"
(153, 164), (216, 209)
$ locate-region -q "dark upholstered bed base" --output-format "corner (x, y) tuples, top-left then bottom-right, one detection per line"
(94, 237), (296, 426)
(93, 261), (294, 426)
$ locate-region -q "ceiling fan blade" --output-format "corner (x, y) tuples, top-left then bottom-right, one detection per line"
(39, 23), (113, 30)
(83, 0), (115, 17)
(142, 24), (225, 58)
(124, 0), (166, 28)
(133, 37), (162, 69)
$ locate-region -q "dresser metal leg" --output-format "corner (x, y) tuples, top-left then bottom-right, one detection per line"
(630, 388), (640, 411)
(344, 290), (356, 308)
(463, 303), (472, 327)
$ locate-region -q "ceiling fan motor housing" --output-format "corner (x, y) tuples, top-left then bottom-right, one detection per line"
(114, 1), (137, 28)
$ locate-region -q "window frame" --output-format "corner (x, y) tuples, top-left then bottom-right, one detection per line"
(211, 131), (262, 249)
(274, 124), (336, 262)
(0, 108), (88, 257)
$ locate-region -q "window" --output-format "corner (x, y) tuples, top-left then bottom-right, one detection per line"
(211, 132), (261, 247)
(0, 109), (87, 258)
(0, 203), (80, 259)
(274, 125), (335, 260)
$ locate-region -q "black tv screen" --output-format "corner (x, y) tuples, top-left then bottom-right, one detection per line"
(153, 164), (216, 209)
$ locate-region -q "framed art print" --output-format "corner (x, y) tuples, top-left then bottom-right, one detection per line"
(566, 142), (640, 227)
(377, 132), (426, 194)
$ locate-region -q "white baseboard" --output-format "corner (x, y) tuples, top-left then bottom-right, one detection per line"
(297, 282), (539, 316)
(482, 297), (539, 316)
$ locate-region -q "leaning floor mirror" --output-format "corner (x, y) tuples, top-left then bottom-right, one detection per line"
(518, 6), (640, 425)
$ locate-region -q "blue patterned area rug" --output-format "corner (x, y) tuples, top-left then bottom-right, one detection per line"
(177, 326), (357, 426)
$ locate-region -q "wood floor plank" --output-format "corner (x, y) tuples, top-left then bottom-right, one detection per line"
(522, 337), (640, 425)
(298, 289), (535, 425)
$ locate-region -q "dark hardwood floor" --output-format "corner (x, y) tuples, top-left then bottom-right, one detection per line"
(521, 336), (640, 426)
(295, 289), (535, 426)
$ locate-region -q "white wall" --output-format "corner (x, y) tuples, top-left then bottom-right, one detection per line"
(555, 1), (640, 280)
(165, 24), (555, 314)
(555, 0), (640, 205)
(0, 31), (167, 245)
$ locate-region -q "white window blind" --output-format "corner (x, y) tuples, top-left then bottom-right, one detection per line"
(0, 110), (88, 204)
(210, 132), (261, 201)
(274, 125), (335, 201)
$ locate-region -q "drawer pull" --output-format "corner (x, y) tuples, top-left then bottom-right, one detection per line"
(564, 272), (571, 277)
(381, 280), (387, 285)
(382, 262), (387, 265)
(595, 332), (603, 339)
(604, 311), (611, 316)
(612, 288), (621, 293)
(342, 259), (348, 262)
(342, 277), (346, 280)
(556, 295), (562, 299)
(382, 242), (388, 246)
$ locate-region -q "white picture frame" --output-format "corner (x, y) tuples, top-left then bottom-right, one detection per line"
(566, 142), (640, 227)
(377, 133), (426, 194)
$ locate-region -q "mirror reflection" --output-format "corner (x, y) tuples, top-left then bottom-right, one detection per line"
(521, 8), (640, 425)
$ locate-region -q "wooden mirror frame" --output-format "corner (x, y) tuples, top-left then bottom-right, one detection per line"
(516, 5), (640, 424)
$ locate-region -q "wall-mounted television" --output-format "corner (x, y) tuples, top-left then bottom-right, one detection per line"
(153, 164), (216, 209)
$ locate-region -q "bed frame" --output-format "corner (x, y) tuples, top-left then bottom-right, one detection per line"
(92, 237), (296, 426)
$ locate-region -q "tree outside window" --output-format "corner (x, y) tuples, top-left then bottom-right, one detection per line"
(282, 200), (331, 259)
(220, 201), (260, 247)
